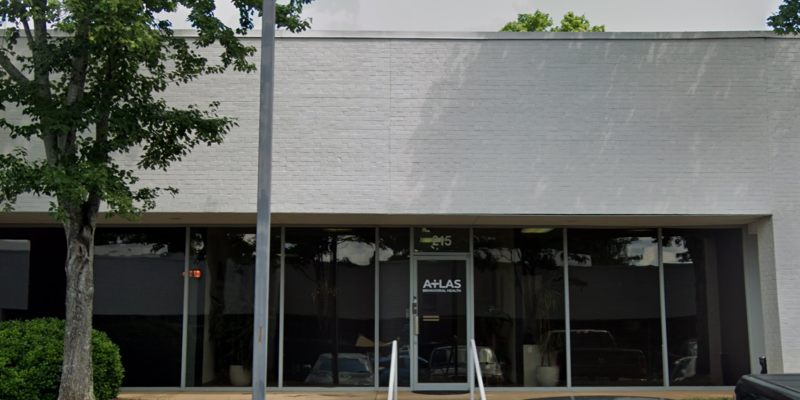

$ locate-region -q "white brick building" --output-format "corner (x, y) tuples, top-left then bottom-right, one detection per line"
(1, 30), (797, 392)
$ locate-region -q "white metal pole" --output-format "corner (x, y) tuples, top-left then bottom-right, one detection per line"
(388, 341), (398, 400)
(470, 339), (486, 400)
(658, 227), (670, 386)
(253, 1), (276, 399)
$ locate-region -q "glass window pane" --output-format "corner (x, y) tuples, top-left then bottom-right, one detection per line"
(567, 229), (663, 387)
(0, 228), (67, 322)
(93, 228), (186, 387)
(663, 228), (751, 386)
(186, 227), (282, 387)
(378, 228), (410, 387)
(417, 259), (468, 384)
(414, 228), (470, 252)
(473, 228), (565, 387)
(283, 228), (376, 387)
(0, 240), (31, 314)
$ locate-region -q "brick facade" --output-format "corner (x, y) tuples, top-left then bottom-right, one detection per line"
(2, 31), (799, 374)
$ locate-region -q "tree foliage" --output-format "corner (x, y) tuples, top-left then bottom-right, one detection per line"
(0, 1), (314, 399)
(769, 0), (800, 35)
(0, 318), (124, 400)
(500, 10), (605, 32)
(0, 0), (313, 221)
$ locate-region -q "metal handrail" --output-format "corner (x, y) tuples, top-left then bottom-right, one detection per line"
(469, 339), (487, 400)
(387, 340), (399, 400)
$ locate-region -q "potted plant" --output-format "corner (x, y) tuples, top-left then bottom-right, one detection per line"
(224, 296), (255, 386)
(531, 271), (564, 387)
(535, 330), (564, 387)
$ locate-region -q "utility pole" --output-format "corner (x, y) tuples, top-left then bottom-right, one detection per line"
(253, 1), (276, 399)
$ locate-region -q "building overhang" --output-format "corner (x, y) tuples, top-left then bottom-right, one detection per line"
(0, 211), (766, 227)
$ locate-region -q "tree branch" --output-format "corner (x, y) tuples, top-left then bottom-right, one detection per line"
(21, 19), (34, 45)
(32, 3), (50, 98)
(29, 0), (59, 165)
(0, 52), (29, 83)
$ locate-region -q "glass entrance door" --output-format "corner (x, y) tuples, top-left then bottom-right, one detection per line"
(413, 258), (470, 391)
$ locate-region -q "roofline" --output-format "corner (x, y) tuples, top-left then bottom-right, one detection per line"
(244, 30), (789, 40)
(0, 28), (800, 40)
(0, 28), (793, 40)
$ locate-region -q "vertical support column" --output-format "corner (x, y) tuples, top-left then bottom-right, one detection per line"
(755, 217), (784, 373)
(278, 227), (286, 388)
(180, 227), (190, 388)
(468, 227), (475, 398)
(374, 227), (380, 389)
(704, 238), (724, 383)
(743, 227), (767, 374)
(658, 227), (670, 387)
(563, 228), (572, 388)
(409, 227), (416, 389)
(253, 1), (276, 398)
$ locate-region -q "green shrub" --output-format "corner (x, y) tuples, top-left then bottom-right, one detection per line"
(0, 318), (124, 400)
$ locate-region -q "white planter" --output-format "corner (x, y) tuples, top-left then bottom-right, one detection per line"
(229, 365), (252, 386)
(536, 365), (560, 387)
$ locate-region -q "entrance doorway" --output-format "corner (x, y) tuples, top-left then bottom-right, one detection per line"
(411, 256), (472, 391)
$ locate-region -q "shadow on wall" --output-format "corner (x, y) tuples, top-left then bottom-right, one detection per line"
(394, 38), (770, 215)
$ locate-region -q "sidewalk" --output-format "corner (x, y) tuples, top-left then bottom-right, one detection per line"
(118, 390), (734, 400)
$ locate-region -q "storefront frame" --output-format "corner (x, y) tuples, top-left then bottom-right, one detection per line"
(0, 223), (763, 392)
(175, 224), (763, 392)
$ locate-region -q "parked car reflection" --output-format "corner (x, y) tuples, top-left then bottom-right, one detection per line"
(545, 330), (648, 383)
(670, 338), (698, 381)
(377, 351), (429, 386)
(427, 345), (504, 384)
(304, 353), (374, 386)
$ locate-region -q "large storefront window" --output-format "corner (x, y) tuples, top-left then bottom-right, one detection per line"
(379, 228), (411, 387)
(0, 228), (67, 322)
(0, 228), (186, 387)
(0, 225), (758, 390)
(567, 229), (663, 387)
(92, 228), (186, 387)
(186, 227), (281, 387)
(283, 228), (376, 387)
(473, 228), (566, 387)
(662, 229), (751, 386)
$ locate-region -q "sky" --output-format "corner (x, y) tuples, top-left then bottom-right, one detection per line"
(189, 0), (786, 33)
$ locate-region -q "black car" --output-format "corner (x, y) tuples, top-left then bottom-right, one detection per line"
(736, 374), (800, 400)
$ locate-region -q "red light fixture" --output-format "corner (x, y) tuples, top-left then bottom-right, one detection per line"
(182, 270), (202, 279)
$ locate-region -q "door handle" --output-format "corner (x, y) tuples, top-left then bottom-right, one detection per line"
(413, 296), (419, 335)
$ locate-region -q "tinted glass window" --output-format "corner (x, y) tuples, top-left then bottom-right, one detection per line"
(568, 229), (663, 387)
(663, 228), (750, 386)
(0, 228), (67, 322)
(283, 228), (376, 387)
(473, 228), (566, 387)
(415, 227), (470, 252)
(378, 228), (410, 387)
(186, 227), (281, 387)
(93, 228), (186, 387)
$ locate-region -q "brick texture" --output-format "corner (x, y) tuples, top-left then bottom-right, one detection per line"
(2, 34), (799, 370)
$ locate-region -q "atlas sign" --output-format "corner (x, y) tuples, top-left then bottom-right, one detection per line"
(422, 279), (462, 293)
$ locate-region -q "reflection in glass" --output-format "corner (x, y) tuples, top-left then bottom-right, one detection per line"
(93, 228), (186, 387)
(568, 229), (663, 386)
(662, 229), (750, 386)
(283, 228), (376, 386)
(414, 227), (470, 252)
(0, 229), (67, 323)
(378, 228), (411, 387)
(473, 228), (565, 387)
(186, 228), (281, 387)
(0, 240), (31, 321)
(417, 260), (468, 384)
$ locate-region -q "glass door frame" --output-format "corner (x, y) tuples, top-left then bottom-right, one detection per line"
(410, 253), (474, 392)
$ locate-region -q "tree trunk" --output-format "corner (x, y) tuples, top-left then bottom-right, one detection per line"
(58, 200), (100, 400)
